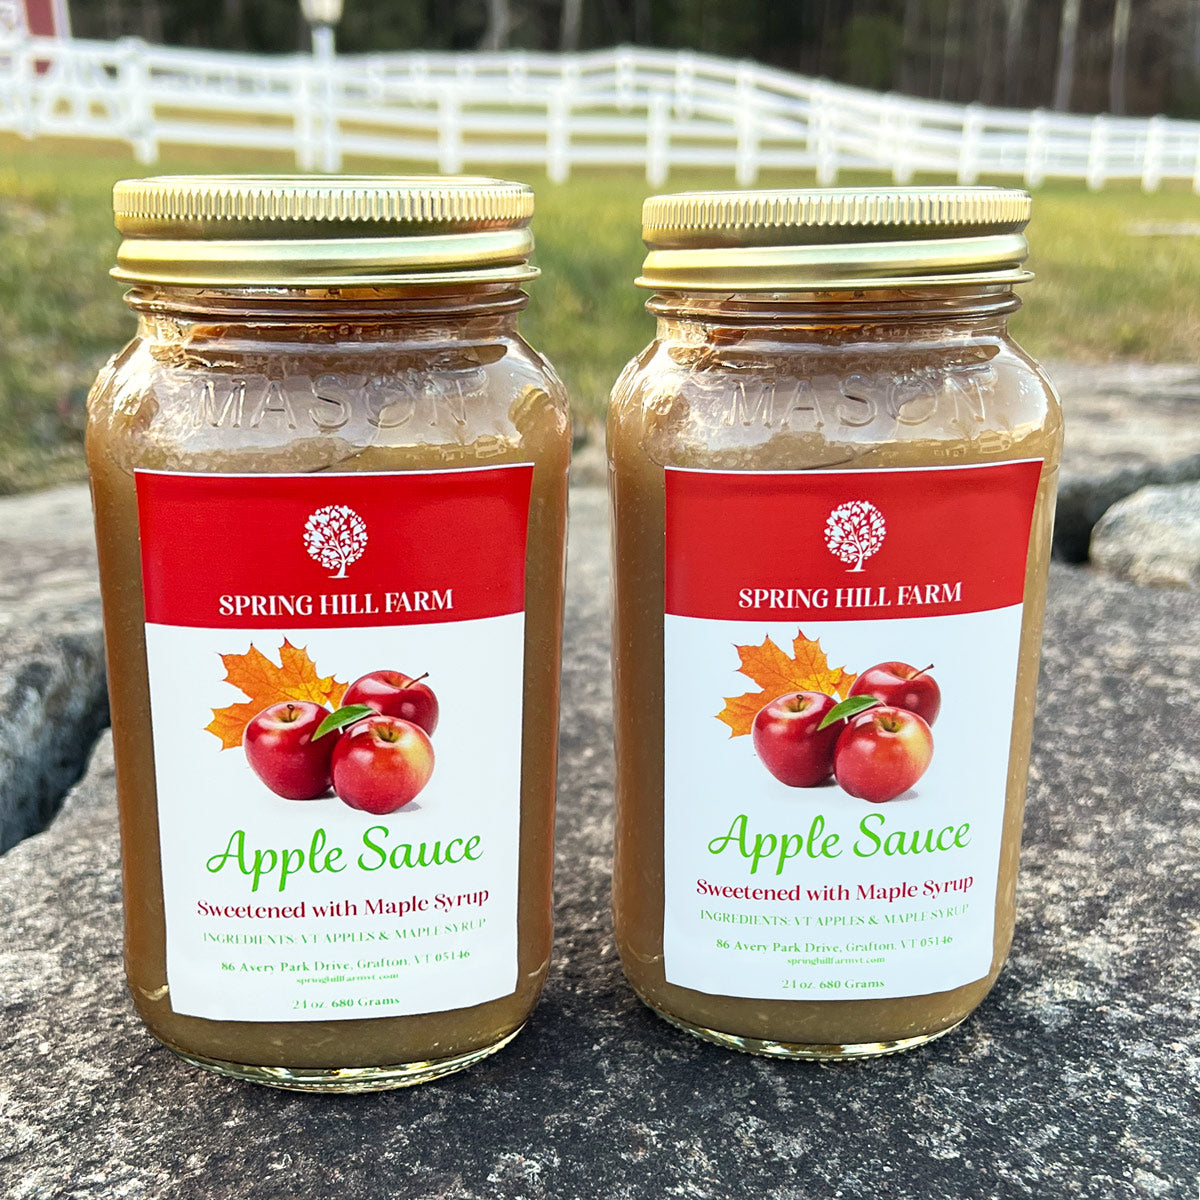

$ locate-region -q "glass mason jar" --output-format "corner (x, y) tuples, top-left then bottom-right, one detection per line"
(87, 177), (570, 1091)
(608, 188), (1062, 1059)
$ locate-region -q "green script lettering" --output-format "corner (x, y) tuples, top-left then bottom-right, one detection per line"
(854, 813), (972, 858)
(708, 813), (841, 876)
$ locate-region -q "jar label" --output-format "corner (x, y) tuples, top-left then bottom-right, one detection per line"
(662, 461), (1043, 1001)
(135, 466), (532, 1023)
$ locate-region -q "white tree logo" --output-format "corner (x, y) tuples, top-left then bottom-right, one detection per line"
(303, 505), (368, 578)
(824, 500), (886, 572)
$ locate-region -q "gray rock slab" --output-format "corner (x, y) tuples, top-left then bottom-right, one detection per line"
(2, 486), (1198, 1199)
(1048, 362), (1200, 562)
(1090, 481), (1200, 589)
(0, 484), (107, 853)
(569, 437), (608, 488)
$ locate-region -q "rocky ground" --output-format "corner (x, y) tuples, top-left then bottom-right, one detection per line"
(0, 364), (1197, 1198)
(0, 486), (106, 853)
(1047, 363), (1200, 564)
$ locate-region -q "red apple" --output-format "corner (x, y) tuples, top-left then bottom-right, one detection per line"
(751, 691), (841, 787)
(849, 661), (941, 726)
(834, 705), (933, 803)
(243, 701), (335, 800)
(343, 670), (439, 735)
(331, 715), (435, 814)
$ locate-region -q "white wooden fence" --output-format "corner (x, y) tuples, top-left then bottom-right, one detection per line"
(2, 35), (1199, 191)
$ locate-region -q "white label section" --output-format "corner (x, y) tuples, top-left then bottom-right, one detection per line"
(146, 615), (523, 1022)
(663, 607), (1023, 1001)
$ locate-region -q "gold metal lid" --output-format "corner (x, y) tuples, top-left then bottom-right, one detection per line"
(638, 186), (1033, 291)
(112, 175), (539, 287)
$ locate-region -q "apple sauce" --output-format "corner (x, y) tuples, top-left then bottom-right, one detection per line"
(608, 188), (1062, 1057)
(87, 178), (569, 1090)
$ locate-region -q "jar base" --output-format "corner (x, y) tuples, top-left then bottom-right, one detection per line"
(168, 1024), (524, 1093)
(643, 997), (965, 1060)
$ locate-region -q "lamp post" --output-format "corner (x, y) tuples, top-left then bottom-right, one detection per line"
(300, 0), (343, 62)
(298, 0), (343, 171)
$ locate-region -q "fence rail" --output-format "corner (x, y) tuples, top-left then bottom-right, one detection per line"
(2, 35), (1199, 190)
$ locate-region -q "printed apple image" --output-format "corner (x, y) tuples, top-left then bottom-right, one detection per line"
(833, 705), (934, 803)
(331, 714), (435, 815)
(849, 661), (941, 726)
(751, 691), (841, 787)
(343, 670), (439, 735)
(243, 701), (336, 800)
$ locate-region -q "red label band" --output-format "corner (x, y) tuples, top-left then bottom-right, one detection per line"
(136, 466), (534, 628)
(665, 461), (1042, 622)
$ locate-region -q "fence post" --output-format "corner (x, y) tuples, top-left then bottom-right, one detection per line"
(616, 47), (634, 112)
(1024, 109), (1047, 187)
(878, 95), (895, 180)
(560, 55), (580, 109)
(1193, 130), (1200, 194)
(547, 83), (570, 183)
(312, 27), (341, 172)
(366, 54), (384, 105)
(647, 91), (669, 186)
(673, 50), (695, 118)
(734, 63), (759, 186)
(881, 96), (915, 184)
(812, 82), (838, 185)
(64, 41), (100, 135)
(899, 109), (918, 183)
(116, 36), (156, 163)
(411, 53), (430, 103)
(1141, 114), (1165, 192)
(507, 50), (527, 99)
(294, 55), (316, 170)
(321, 75), (341, 171)
(438, 89), (463, 173)
(8, 33), (37, 140)
(1086, 114), (1107, 190)
(957, 103), (982, 184)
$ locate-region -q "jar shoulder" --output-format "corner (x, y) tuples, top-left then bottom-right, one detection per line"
(608, 333), (1062, 470)
(87, 332), (570, 474)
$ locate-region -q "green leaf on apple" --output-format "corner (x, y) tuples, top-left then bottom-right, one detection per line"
(817, 694), (881, 730)
(314, 704), (375, 740)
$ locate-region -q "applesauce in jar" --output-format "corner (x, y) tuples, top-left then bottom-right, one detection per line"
(608, 188), (1062, 1058)
(87, 177), (569, 1090)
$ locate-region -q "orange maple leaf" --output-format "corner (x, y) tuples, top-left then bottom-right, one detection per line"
(205, 639), (348, 750)
(716, 631), (857, 738)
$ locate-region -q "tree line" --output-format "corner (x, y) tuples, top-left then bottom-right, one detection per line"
(68, 0), (1199, 118)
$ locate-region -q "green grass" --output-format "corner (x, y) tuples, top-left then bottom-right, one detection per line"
(1, 136), (1199, 491)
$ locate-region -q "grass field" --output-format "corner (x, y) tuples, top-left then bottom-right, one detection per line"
(2, 136), (1199, 492)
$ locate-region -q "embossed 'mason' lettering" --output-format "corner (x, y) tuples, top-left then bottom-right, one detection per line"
(726, 380), (774, 427)
(196, 376), (301, 430)
(692, 376), (829, 431)
(192, 370), (489, 433)
(197, 377), (246, 428)
(685, 364), (1000, 437)
(246, 379), (299, 429)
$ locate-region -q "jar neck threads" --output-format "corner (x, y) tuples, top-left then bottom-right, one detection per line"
(126, 283), (528, 346)
(647, 285), (1019, 331)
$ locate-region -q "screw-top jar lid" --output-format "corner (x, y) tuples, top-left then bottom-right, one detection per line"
(112, 175), (539, 287)
(637, 186), (1033, 291)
